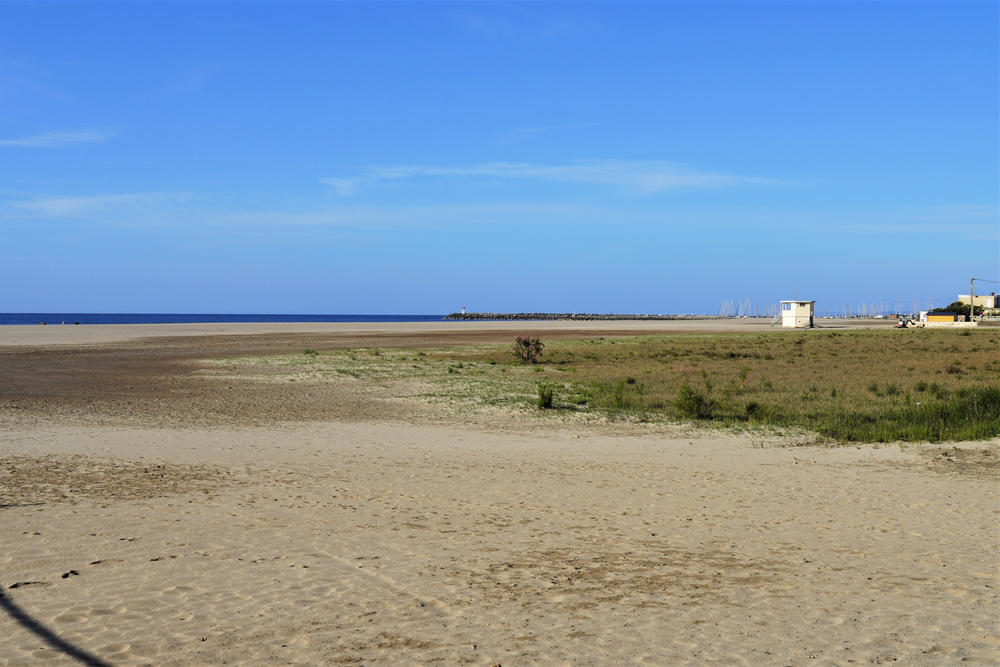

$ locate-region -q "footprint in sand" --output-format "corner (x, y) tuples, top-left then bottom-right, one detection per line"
(53, 613), (89, 623)
(98, 643), (132, 655)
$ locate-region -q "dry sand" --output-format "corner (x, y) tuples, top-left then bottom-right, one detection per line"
(1, 322), (996, 665)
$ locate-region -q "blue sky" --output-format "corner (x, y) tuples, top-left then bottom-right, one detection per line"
(2, 1), (997, 314)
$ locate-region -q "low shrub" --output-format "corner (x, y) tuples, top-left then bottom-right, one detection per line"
(611, 379), (634, 409)
(675, 382), (717, 419)
(513, 336), (544, 364)
(537, 382), (555, 409)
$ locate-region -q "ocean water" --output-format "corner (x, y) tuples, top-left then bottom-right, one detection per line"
(0, 313), (446, 325)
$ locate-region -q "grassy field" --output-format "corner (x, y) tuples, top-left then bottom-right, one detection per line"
(214, 328), (1000, 443)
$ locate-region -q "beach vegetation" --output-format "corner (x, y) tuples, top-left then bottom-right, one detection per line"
(513, 336), (544, 364)
(674, 382), (717, 419)
(213, 328), (1000, 443)
(537, 382), (556, 409)
(458, 328), (1000, 442)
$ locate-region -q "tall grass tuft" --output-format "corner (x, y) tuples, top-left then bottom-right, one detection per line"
(537, 382), (556, 409)
(675, 382), (717, 419)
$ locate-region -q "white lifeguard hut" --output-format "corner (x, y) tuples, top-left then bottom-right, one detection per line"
(780, 300), (815, 328)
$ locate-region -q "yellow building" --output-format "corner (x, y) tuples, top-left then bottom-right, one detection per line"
(926, 312), (957, 323)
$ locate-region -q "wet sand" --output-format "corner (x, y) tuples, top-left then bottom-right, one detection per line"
(1, 322), (996, 665)
(0, 317), (892, 348)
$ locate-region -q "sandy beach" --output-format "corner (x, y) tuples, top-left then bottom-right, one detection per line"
(1, 322), (996, 665)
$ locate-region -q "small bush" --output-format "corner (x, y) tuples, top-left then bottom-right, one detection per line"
(513, 336), (544, 364)
(915, 380), (928, 392)
(675, 383), (717, 419)
(610, 380), (634, 409)
(537, 382), (555, 409)
(303, 349), (319, 356)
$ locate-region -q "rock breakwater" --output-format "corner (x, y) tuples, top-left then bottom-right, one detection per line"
(444, 313), (734, 321)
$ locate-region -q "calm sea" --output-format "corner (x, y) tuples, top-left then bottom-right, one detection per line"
(0, 313), (446, 325)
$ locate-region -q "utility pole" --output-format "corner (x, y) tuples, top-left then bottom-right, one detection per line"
(971, 277), (975, 323)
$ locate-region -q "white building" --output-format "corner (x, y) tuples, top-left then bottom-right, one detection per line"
(780, 300), (815, 328)
(958, 293), (998, 309)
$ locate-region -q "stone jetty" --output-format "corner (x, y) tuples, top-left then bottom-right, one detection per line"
(444, 313), (733, 321)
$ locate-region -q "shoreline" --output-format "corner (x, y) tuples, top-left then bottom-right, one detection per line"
(0, 317), (894, 347)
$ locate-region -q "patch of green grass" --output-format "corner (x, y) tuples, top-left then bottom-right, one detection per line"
(449, 329), (1000, 441)
(214, 329), (1000, 442)
(815, 386), (1000, 442)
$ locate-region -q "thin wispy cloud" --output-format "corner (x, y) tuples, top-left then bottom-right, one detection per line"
(7, 191), (993, 246)
(841, 204), (999, 236)
(321, 178), (360, 197)
(10, 192), (189, 218)
(227, 202), (997, 241)
(0, 130), (112, 148)
(218, 203), (611, 229)
(321, 159), (780, 196)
